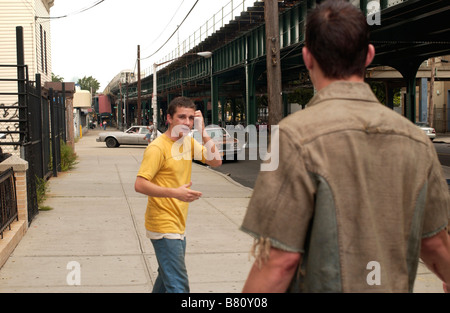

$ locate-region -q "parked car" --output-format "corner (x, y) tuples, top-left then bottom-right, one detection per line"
(415, 122), (436, 141)
(189, 126), (242, 161)
(96, 126), (160, 148)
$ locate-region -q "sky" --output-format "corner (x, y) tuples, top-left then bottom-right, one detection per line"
(50, 0), (254, 92)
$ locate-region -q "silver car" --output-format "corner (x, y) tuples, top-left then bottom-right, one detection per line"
(189, 126), (242, 161)
(96, 126), (159, 148)
(415, 122), (436, 141)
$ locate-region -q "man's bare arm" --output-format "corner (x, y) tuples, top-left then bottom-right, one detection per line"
(193, 110), (222, 168)
(135, 176), (202, 202)
(420, 228), (450, 292)
(202, 136), (222, 168)
(242, 247), (301, 293)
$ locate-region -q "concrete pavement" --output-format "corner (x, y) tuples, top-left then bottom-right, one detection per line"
(0, 128), (447, 293)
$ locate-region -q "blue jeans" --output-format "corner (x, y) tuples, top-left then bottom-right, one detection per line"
(150, 238), (189, 293)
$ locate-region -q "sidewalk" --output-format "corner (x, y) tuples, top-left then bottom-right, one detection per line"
(0, 129), (446, 293)
(435, 133), (450, 144)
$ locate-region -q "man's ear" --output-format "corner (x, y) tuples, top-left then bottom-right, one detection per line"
(365, 44), (375, 67)
(302, 46), (313, 71)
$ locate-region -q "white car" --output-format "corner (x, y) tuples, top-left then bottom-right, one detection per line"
(96, 126), (160, 148)
(415, 122), (436, 141)
(189, 126), (242, 161)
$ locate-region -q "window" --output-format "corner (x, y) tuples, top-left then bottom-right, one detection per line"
(39, 25), (48, 74)
(40, 25), (44, 72)
(44, 30), (48, 74)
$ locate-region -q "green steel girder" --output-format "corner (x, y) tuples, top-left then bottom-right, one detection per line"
(120, 0), (450, 126)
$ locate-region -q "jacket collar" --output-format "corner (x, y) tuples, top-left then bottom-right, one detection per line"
(308, 81), (379, 107)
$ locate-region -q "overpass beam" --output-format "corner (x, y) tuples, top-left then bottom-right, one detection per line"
(394, 59), (424, 123)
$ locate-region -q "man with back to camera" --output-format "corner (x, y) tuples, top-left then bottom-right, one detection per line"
(240, 0), (450, 292)
(135, 96), (221, 293)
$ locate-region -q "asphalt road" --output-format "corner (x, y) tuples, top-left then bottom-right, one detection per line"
(211, 147), (263, 189)
(434, 141), (450, 167)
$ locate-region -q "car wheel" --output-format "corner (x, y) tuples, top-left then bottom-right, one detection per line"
(106, 137), (119, 148)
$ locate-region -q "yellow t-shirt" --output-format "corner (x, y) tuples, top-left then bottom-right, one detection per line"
(137, 133), (206, 234)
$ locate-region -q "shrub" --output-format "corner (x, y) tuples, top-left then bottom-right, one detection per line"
(60, 140), (78, 171)
(36, 175), (52, 211)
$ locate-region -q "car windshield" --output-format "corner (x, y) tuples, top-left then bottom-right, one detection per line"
(205, 128), (228, 139)
(126, 127), (140, 133)
(415, 122), (430, 127)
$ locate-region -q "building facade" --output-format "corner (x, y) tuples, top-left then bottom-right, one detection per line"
(0, 0), (54, 104)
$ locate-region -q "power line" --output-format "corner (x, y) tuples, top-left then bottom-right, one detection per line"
(36, 0), (106, 20)
(141, 0), (186, 54)
(140, 0), (200, 61)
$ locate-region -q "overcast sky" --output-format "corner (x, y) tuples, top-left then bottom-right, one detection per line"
(50, 0), (254, 91)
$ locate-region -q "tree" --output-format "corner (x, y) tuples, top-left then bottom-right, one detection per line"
(52, 72), (64, 82)
(77, 76), (100, 94)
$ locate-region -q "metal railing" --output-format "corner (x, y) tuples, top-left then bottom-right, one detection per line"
(140, 0), (411, 77)
(142, 0), (259, 77)
(0, 168), (18, 239)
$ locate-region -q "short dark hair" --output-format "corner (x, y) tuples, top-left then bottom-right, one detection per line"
(167, 96), (196, 117)
(305, 0), (370, 79)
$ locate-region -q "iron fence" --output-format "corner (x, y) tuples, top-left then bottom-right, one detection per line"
(0, 168), (18, 239)
(0, 26), (66, 224)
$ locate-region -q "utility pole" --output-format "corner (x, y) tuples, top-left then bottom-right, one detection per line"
(264, 0), (283, 127)
(428, 57), (435, 128)
(137, 45), (142, 125)
(125, 73), (129, 128)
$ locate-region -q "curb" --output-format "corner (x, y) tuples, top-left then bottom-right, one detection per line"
(195, 163), (254, 194)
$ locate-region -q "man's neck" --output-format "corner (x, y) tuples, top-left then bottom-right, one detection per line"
(164, 128), (185, 142)
(314, 75), (365, 92)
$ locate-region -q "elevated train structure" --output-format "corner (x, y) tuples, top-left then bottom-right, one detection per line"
(107, 0), (450, 131)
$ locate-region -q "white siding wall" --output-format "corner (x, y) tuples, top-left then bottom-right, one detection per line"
(0, 0), (52, 156)
(0, 0), (52, 105)
(0, 0), (33, 104)
(35, 0), (52, 83)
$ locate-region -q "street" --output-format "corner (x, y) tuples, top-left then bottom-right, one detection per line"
(211, 148), (263, 189)
(434, 142), (450, 167)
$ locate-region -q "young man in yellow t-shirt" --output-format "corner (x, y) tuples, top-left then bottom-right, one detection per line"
(135, 96), (221, 293)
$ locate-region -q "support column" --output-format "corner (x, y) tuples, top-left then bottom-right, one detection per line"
(220, 96), (226, 125)
(395, 59), (423, 123)
(211, 76), (219, 125)
(384, 82), (395, 110)
(203, 98), (209, 125)
(405, 76), (417, 123)
(283, 92), (288, 118)
(245, 64), (257, 126)
(447, 91), (450, 132)
(419, 77), (428, 123)
(232, 99), (237, 125)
